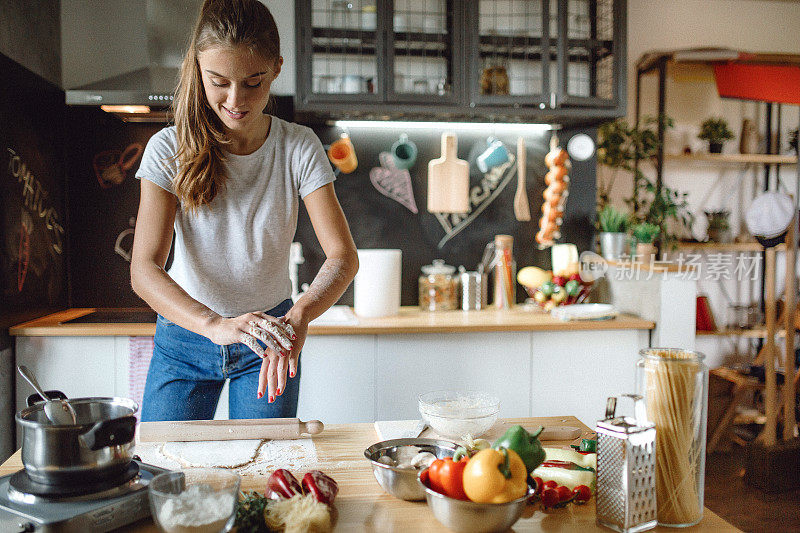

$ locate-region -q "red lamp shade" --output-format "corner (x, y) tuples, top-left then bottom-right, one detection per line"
(714, 62), (800, 105)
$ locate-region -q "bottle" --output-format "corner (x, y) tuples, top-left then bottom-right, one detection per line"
(492, 235), (516, 309)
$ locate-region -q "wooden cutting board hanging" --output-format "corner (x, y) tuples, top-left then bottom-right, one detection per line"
(427, 132), (469, 213)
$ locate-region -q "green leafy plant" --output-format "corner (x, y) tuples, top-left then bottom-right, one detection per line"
(598, 205), (629, 233)
(632, 222), (660, 244)
(698, 117), (735, 143)
(597, 115), (694, 249)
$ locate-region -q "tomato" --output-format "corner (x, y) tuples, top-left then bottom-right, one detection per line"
(556, 485), (573, 503)
(551, 275), (566, 287)
(541, 488), (559, 508)
(572, 485), (592, 503)
(542, 480), (558, 491)
(568, 273), (582, 282)
(532, 477), (543, 495)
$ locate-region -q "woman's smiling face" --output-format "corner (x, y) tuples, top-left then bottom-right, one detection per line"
(198, 44), (281, 136)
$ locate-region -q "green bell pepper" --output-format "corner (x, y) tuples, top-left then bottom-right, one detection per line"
(492, 425), (546, 474)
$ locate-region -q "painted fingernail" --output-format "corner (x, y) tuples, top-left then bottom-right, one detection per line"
(276, 388), (282, 395)
(257, 392), (263, 399)
(290, 371), (295, 378)
(269, 396), (274, 403)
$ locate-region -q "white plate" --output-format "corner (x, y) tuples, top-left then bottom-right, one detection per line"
(551, 303), (617, 321)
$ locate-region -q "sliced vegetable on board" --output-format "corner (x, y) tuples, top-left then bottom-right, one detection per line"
(267, 469), (303, 500)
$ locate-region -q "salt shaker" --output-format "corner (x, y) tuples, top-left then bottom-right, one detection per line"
(596, 395), (657, 533)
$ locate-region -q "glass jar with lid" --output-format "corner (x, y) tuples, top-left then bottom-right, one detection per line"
(419, 259), (459, 311)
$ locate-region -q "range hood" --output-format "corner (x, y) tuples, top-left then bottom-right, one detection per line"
(63, 0), (202, 109)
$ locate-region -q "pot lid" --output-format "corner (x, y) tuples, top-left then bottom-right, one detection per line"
(421, 259), (456, 275)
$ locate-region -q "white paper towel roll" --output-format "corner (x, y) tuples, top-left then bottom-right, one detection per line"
(354, 249), (401, 318)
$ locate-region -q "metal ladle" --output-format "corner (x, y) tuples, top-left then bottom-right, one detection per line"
(17, 365), (77, 425)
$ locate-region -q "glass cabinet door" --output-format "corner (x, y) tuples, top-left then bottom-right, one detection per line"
(387, 0), (460, 103)
(466, 0), (550, 108)
(557, 0), (621, 107)
(300, 0), (384, 102)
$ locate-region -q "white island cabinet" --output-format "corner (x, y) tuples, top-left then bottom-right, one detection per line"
(11, 308), (654, 435)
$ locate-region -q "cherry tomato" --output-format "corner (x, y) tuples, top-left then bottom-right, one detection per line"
(541, 488), (559, 508)
(532, 477), (544, 495)
(572, 485), (592, 503)
(542, 480), (558, 491)
(556, 485), (573, 503)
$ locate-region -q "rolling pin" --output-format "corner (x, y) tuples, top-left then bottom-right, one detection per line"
(138, 418), (324, 442)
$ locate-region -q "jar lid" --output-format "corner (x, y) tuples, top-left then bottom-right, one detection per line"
(421, 259), (456, 275)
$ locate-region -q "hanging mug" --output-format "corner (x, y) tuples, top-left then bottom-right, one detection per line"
(391, 134), (418, 170)
(328, 134), (358, 173)
(476, 137), (509, 173)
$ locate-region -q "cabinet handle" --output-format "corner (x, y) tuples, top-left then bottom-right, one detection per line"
(550, 92), (557, 109)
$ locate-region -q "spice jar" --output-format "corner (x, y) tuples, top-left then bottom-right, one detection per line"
(419, 259), (459, 311)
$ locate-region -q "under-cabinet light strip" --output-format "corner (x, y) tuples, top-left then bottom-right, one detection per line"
(331, 120), (553, 132)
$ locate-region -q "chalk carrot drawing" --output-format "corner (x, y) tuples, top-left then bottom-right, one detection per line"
(93, 143), (143, 189)
(17, 213), (32, 292)
(369, 152), (419, 214)
(434, 153), (516, 249)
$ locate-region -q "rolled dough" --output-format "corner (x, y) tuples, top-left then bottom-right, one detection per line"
(161, 439), (264, 468)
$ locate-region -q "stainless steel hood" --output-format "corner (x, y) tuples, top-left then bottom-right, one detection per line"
(63, 0), (203, 107)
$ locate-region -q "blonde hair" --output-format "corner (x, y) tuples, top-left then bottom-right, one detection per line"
(171, 0), (280, 211)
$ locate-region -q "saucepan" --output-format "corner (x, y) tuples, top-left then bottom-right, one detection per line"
(16, 392), (138, 484)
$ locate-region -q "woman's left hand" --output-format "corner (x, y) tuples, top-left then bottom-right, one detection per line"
(258, 310), (308, 402)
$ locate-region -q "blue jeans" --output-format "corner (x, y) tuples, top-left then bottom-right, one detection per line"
(141, 299), (300, 421)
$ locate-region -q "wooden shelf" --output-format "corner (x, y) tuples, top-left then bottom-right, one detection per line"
(673, 241), (785, 252)
(698, 327), (787, 338)
(665, 153), (797, 164)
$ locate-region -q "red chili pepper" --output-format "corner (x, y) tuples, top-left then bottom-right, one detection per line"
(266, 469), (303, 500)
(301, 470), (339, 505)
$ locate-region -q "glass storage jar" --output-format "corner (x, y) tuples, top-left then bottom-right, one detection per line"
(635, 348), (708, 528)
(419, 259), (459, 311)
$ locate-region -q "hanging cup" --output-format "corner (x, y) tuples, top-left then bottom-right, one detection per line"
(476, 137), (510, 173)
(391, 134), (418, 170)
(328, 134), (358, 173)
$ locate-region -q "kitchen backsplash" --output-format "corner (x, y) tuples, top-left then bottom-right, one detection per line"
(62, 107), (595, 308)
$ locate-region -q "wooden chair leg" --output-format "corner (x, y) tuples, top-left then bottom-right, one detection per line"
(708, 384), (749, 453)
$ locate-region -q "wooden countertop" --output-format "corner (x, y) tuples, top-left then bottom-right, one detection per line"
(9, 307), (655, 337)
(0, 417), (740, 532)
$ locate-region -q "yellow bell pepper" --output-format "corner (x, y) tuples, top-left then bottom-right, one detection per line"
(462, 447), (528, 503)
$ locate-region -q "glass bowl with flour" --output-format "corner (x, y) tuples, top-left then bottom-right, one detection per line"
(418, 391), (500, 439)
(148, 468), (240, 533)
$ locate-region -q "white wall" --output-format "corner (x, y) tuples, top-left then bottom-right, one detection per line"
(608, 0), (800, 367)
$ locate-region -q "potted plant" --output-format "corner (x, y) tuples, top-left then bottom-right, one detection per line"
(597, 205), (630, 260)
(704, 210), (732, 243)
(632, 222), (660, 262)
(698, 117), (735, 154)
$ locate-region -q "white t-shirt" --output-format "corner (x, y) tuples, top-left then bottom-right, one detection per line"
(135, 117), (335, 316)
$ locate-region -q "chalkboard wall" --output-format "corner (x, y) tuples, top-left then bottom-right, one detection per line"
(63, 107), (595, 309)
(0, 54), (67, 326)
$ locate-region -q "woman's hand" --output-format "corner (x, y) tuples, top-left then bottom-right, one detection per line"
(206, 312), (295, 359)
(257, 309), (308, 402)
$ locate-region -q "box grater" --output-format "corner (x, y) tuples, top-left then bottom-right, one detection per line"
(596, 395), (657, 533)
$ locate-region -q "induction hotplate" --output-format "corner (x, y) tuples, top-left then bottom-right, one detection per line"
(60, 308), (157, 324)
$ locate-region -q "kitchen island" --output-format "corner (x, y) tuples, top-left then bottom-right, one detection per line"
(11, 308), (655, 426)
(0, 416), (740, 532)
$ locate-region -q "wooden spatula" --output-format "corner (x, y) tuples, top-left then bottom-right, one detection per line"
(514, 137), (531, 221)
(138, 418), (324, 442)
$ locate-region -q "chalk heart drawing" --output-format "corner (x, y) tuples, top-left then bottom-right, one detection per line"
(433, 152), (516, 249)
(369, 152), (419, 214)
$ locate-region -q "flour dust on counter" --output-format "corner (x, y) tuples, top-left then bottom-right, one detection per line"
(136, 438), (319, 476)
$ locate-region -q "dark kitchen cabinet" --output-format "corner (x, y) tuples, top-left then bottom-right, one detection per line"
(295, 0), (625, 123)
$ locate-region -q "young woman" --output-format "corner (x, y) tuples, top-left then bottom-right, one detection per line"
(131, 0), (358, 421)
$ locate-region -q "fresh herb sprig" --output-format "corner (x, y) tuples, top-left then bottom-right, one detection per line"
(235, 491), (275, 533)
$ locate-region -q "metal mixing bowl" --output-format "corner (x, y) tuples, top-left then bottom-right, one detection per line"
(364, 438), (458, 501)
(420, 472), (535, 533)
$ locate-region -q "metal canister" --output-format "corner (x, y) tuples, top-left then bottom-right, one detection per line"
(596, 395), (657, 533)
(458, 266), (487, 310)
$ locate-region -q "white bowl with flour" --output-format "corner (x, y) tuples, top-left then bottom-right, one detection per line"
(418, 391), (500, 439)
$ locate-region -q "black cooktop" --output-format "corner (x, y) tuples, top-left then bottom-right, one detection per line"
(60, 308), (157, 324)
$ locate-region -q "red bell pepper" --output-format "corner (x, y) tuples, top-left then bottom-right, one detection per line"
(427, 457), (469, 500)
(301, 470), (339, 505)
(266, 469), (302, 500)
